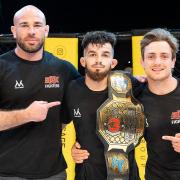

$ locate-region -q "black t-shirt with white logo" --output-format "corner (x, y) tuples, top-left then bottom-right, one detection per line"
(0, 50), (80, 178)
(65, 76), (141, 180)
(138, 82), (180, 180)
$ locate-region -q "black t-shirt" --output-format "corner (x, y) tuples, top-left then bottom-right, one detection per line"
(0, 50), (80, 178)
(65, 76), (141, 180)
(138, 82), (180, 180)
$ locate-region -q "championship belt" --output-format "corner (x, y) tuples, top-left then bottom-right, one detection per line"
(97, 71), (144, 180)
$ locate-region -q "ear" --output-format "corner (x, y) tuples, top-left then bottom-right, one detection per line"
(80, 57), (86, 68)
(11, 26), (16, 39)
(172, 57), (176, 68)
(140, 57), (145, 68)
(45, 25), (49, 38)
(111, 59), (118, 69)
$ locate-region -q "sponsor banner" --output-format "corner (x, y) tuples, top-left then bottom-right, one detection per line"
(45, 38), (78, 68)
(132, 36), (145, 76)
(45, 38), (78, 180)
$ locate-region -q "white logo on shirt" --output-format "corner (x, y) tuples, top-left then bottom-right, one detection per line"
(15, 80), (24, 89)
(145, 118), (149, 127)
(74, 108), (81, 117)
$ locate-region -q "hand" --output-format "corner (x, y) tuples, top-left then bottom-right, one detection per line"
(71, 142), (90, 163)
(162, 133), (180, 153)
(25, 101), (61, 122)
(135, 75), (147, 83)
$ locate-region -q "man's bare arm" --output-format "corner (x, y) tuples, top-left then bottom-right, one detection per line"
(0, 101), (60, 131)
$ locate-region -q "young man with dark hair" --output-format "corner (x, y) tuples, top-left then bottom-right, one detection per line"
(65, 31), (141, 180)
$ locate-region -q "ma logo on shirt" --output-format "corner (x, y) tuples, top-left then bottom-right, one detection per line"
(15, 80), (24, 89)
(73, 108), (81, 118)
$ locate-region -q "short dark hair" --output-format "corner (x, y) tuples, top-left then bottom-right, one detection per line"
(81, 31), (117, 51)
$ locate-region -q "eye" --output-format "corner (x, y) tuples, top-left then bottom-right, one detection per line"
(89, 53), (96, 57)
(34, 24), (43, 28)
(103, 54), (110, 57)
(161, 54), (169, 60)
(20, 24), (29, 28)
(147, 54), (154, 60)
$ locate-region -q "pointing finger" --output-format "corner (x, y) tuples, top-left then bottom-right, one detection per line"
(175, 133), (180, 138)
(162, 135), (180, 143)
(47, 101), (61, 108)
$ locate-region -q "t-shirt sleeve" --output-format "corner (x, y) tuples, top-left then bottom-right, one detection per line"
(60, 61), (80, 124)
(66, 61), (81, 80)
(60, 82), (72, 124)
(126, 73), (146, 97)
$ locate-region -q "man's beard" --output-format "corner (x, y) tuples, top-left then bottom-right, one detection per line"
(86, 66), (111, 81)
(16, 36), (44, 53)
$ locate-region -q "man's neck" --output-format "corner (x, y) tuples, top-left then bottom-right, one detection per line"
(85, 75), (108, 91)
(148, 76), (177, 95)
(15, 47), (43, 61)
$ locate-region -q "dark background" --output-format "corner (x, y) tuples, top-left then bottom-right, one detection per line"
(0, 0), (179, 34)
(0, 0), (180, 75)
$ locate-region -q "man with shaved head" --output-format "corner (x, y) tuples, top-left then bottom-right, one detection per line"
(12, 5), (48, 54)
(0, 5), (80, 180)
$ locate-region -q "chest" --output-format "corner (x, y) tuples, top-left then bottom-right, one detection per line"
(0, 63), (64, 108)
(142, 95), (180, 136)
(69, 92), (107, 128)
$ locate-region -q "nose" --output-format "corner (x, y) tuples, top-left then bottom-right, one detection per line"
(28, 27), (35, 35)
(95, 55), (102, 64)
(154, 57), (161, 64)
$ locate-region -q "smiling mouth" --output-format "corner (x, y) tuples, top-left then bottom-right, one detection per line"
(152, 68), (163, 71)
